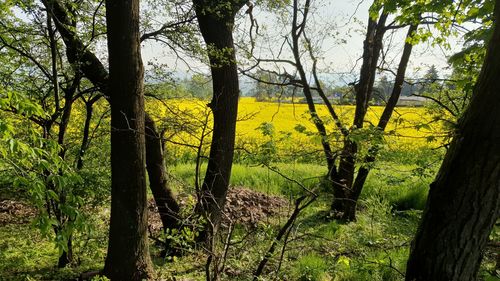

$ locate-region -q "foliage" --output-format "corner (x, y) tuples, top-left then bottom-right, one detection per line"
(2, 157), (498, 280)
(0, 90), (96, 262)
(0, 0), (498, 279)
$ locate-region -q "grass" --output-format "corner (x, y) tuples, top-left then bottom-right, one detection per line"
(169, 159), (433, 212)
(169, 162), (326, 196)
(0, 159), (427, 281)
(0, 224), (105, 281)
(0, 190), (497, 280)
(2, 150), (498, 280)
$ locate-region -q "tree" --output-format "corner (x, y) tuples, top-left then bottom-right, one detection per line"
(184, 73), (212, 98)
(405, 0), (500, 279)
(102, 0), (154, 279)
(250, 70), (295, 101)
(42, 0), (182, 255)
(192, 0), (247, 236)
(0, 2), (93, 267)
(243, 0), (421, 221)
(373, 75), (393, 104)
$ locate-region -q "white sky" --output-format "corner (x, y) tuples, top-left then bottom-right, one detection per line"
(141, 0), (462, 86)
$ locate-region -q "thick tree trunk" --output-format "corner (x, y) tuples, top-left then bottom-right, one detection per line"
(43, 0), (181, 234)
(103, 0), (154, 279)
(193, 0), (245, 232)
(406, 2), (500, 279)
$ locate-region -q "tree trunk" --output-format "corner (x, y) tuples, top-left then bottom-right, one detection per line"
(44, 0), (181, 235)
(57, 235), (73, 268)
(145, 113), (181, 253)
(406, 2), (500, 279)
(47, 16), (80, 266)
(77, 101), (93, 170)
(332, 11), (387, 220)
(55, 91), (75, 267)
(290, 0), (337, 178)
(42, 0), (108, 92)
(341, 22), (418, 221)
(193, 0), (245, 233)
(103, 0), (154, 279)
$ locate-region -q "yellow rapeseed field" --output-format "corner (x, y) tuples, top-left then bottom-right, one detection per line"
(151, 97), (441, 161)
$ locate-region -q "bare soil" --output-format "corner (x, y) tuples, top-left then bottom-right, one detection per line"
(148, 187), (290, 233)
(0, 199), (37, 226)
(223, 187), (289, 225)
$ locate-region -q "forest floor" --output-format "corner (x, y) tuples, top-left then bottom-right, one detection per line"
(0, 162), (498, 281)
(0, 199), (37, 226)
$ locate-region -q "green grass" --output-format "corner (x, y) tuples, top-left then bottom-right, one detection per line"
(2, 153), (498, 281)
(169, 162), (326, 195)
(170, 161), (431, 211)
(360, 165), (431, 211)
(0, 224), (104, 281)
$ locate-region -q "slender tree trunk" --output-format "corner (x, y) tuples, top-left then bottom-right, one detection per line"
(47, 13), (60, 110)
(193, 0), (245, 233)
(341, 23), (418, 221)
(47, 14), (81, 266)
(332, 11), (387, 220)
(56, 93), (75, 268)
(57, 234), (73, 268)
(406, 2), (500, 279)
(290, 0), (336, 177)
(103, 0), (154, 279)
(77, 101), (93, 170)
(145, 113), (181, 253)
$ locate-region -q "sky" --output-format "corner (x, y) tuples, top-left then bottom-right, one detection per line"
(141, 0), (462, 88)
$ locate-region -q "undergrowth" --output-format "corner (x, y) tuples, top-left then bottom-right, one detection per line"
(1, 157), (498, 281)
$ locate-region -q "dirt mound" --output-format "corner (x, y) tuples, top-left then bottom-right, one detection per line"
(223, 187), (289, 225)
(148, 187), (289, 232)
(0, 200), (37, 226)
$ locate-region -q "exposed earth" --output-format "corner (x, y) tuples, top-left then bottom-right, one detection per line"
(147, 187), (290, 233)
(0, 199), (37, 226)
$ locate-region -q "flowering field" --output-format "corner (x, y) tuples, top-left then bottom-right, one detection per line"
(151, 97), (442, 163)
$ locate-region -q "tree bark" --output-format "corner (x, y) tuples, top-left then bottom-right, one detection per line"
(77, 100), (94, 170)
(193, 0), (246, 232)
(57, 234), (73, 268)
(43, 0), (180, 235)
(103, 0), (154, 279)
(406, 2), (500, 279)
(145, 113), (181, 250)
(290, 0), (337, 177)
(42, 0), (108, 92)
(46, 14), (81, 266)
(332, 11), (387, 220)
(341, 23), (418, 221)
